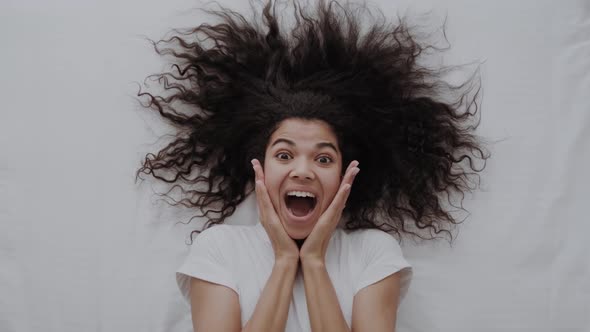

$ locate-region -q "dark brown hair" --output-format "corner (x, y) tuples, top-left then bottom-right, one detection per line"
(136, 0), (490, 242)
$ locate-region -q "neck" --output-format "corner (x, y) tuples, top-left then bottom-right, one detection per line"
(294, 238), (306, 249)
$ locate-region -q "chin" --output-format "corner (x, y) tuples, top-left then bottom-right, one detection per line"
(282, 221), (314, 240)
(286, 228), (311, 240)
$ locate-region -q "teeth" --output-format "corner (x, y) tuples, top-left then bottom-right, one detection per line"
(286, 191), (316, 198)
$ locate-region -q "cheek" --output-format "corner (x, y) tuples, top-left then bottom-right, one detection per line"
(321, 172), (342, 206)
(262, 163), (285, 207)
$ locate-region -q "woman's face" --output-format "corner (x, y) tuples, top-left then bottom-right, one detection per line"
(263, 118), (343, 240)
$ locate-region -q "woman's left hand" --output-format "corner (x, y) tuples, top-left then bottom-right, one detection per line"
(299, 160), (360, 265)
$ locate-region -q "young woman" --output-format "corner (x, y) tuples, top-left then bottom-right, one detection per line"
(136, 1), (489, 331)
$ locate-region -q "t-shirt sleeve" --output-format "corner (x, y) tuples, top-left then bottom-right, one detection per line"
(176, 226), (238, 304)
(353, 229), (413, 300)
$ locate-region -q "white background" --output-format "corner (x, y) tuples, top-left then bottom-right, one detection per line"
(1, 0), (589, 331)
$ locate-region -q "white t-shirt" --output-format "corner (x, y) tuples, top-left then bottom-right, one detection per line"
(177, 222), (412, 331)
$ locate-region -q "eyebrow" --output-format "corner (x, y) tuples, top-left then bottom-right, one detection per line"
(270, 138), (339, 154)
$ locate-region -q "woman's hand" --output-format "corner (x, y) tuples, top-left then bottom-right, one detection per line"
(251, 159), (300, 264)
(299, 160), (360, 265)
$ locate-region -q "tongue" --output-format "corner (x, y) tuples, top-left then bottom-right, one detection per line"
(288, 197), (314, 217)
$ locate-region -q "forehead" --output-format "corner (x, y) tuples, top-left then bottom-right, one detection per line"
(268, 118), (338, 145)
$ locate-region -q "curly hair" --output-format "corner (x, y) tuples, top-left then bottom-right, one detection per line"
(136, 0), (490, 242)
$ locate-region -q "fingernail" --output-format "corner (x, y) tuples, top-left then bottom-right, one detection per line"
(251, 159), (256, 167)
(352, 168), (360, 176)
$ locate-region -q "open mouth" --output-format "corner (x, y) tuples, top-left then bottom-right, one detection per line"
(285, 192), (317, 218)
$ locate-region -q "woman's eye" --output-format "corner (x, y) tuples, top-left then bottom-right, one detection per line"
(276, 152), (291, 160)
(317, 156), (332, 164)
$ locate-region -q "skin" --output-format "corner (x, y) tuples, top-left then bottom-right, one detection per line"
(254, 118), (360, 261)
(189, 118), (403, 332)
(262, 118), (350, 241)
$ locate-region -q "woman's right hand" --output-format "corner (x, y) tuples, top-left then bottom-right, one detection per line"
(251, 159), (300, 264)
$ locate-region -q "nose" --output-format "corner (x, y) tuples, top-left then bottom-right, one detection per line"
(289, 159), (315, 180)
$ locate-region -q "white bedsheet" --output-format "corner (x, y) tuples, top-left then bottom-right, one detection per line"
(1, 0), (588, 331)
